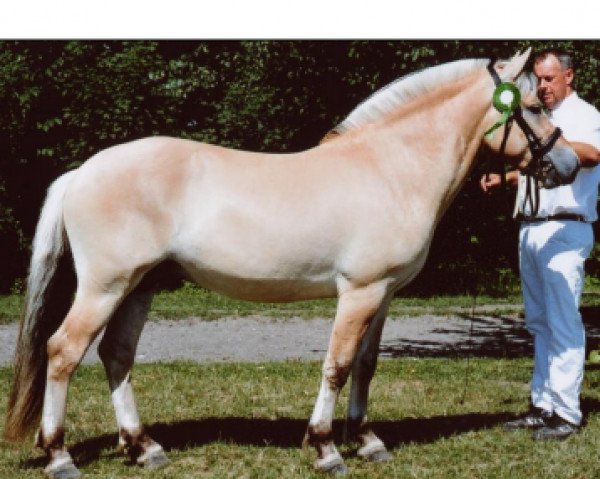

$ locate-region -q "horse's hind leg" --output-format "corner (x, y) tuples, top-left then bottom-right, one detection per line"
(97, 289), (168, 469)
(305, 280), (389, 475)
(37, 282), (130, 479)
(346, 299), (392, 463)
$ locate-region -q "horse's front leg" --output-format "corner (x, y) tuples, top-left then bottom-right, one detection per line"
(305, 280), (389, 475)
(346, 298), (392, 463)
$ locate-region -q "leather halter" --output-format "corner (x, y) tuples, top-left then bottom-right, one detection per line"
(486, 63), (563, 216)
(487, 63), (563, 174)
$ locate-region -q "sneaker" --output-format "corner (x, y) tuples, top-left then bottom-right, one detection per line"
(531, 414), (579, 441)
(503, 407), (552, 431)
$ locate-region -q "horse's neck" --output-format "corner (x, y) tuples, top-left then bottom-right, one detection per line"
(366, 72), (491, 218)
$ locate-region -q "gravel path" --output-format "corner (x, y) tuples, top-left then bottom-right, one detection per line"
(2, 313), (600, 365)
(0, 314), (530, 365)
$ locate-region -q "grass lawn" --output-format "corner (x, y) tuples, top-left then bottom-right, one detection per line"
(0, 283), (528, 325)
(2, 358), (600, 478)
(4, 280), (600, 324)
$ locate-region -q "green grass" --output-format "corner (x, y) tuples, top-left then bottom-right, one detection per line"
(5, 275), (600, 324)
(3, 359), (600, 478)
(149, 286), (526, 321)
(0, 283), (527, 325)
(4, 275), (600, 324)
(5, 281), (600, 324)
(149, 281), (600, 320)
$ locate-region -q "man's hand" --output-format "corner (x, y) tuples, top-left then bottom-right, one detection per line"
(480, 170), (520, 193)
(480, 173), (503, 193)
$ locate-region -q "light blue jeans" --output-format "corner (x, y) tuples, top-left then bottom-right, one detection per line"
(519, 220), (593, 425)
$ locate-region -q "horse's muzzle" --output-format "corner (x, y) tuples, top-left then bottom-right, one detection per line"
(536, 145), (580, 189)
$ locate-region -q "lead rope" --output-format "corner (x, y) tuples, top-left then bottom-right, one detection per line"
(459, 290), (477, 405)
(522, 172), (540, 217)
(484, 111), (513, 218)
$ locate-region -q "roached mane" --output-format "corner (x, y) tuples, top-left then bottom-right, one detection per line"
(333, 58), (490, 134)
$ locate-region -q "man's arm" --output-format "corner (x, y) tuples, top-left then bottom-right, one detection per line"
(569, 141), (600, 167)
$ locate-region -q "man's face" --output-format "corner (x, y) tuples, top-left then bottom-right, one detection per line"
(533, 54), (573, 110)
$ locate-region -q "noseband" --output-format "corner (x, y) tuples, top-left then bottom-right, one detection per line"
(486, 63), (563, 215)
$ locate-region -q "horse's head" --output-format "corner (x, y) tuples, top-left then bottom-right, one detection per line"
(482, 48), (580, 188)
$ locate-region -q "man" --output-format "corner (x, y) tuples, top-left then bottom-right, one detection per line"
(481, 49), (600, 440)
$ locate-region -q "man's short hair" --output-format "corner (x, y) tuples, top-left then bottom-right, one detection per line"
(533, 49), (574, 71)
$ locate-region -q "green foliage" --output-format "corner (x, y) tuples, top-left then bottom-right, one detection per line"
(1, 40), (599, 294)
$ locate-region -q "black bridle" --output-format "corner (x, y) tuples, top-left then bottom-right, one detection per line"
(486, 63), (563, 216)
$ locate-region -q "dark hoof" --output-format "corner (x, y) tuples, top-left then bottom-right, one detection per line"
(45, 462), (82, 479)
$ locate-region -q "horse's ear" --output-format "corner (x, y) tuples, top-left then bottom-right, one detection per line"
(498, 47), (532, 81)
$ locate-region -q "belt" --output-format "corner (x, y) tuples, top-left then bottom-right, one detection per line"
(516, 213), (588, 223)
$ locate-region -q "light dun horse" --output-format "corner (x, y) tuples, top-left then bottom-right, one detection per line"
(5, 49), (579, 477)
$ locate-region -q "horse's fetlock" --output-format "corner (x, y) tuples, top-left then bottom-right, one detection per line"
(306, 423), (335, 459)
(36, 427), (65, 454)
(119, 426), (155, 461)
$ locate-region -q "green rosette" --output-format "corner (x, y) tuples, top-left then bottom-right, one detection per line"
(485, 82), (522, 139)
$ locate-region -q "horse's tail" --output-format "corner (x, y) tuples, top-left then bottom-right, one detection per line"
(4, 170), (78, 441)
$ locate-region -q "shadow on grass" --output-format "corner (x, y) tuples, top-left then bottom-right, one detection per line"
(21, 396), (600, 469)
(22, 413), (513, 469)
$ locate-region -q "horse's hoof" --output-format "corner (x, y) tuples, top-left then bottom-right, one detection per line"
(145, 449), (169, 469)
(358, 440), (392, 463)
(363, 448), (392, 463)
(44, 451), (82, 479)
(326, 462), (349, 476)
(45, 462), (82, 479)
(316, 454), (348, 476)
(138, 447), (169, 469)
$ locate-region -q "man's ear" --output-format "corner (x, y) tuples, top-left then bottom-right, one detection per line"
(564, 67), (574, 87)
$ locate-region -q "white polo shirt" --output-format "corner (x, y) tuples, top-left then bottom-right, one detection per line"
(516, 92), (600, 221)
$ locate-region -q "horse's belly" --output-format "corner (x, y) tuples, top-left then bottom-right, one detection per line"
(181, 264), (338, 302)
(172, 211), (342, 302)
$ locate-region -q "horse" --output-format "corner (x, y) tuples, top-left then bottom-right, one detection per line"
(5, 48), (580, 478)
